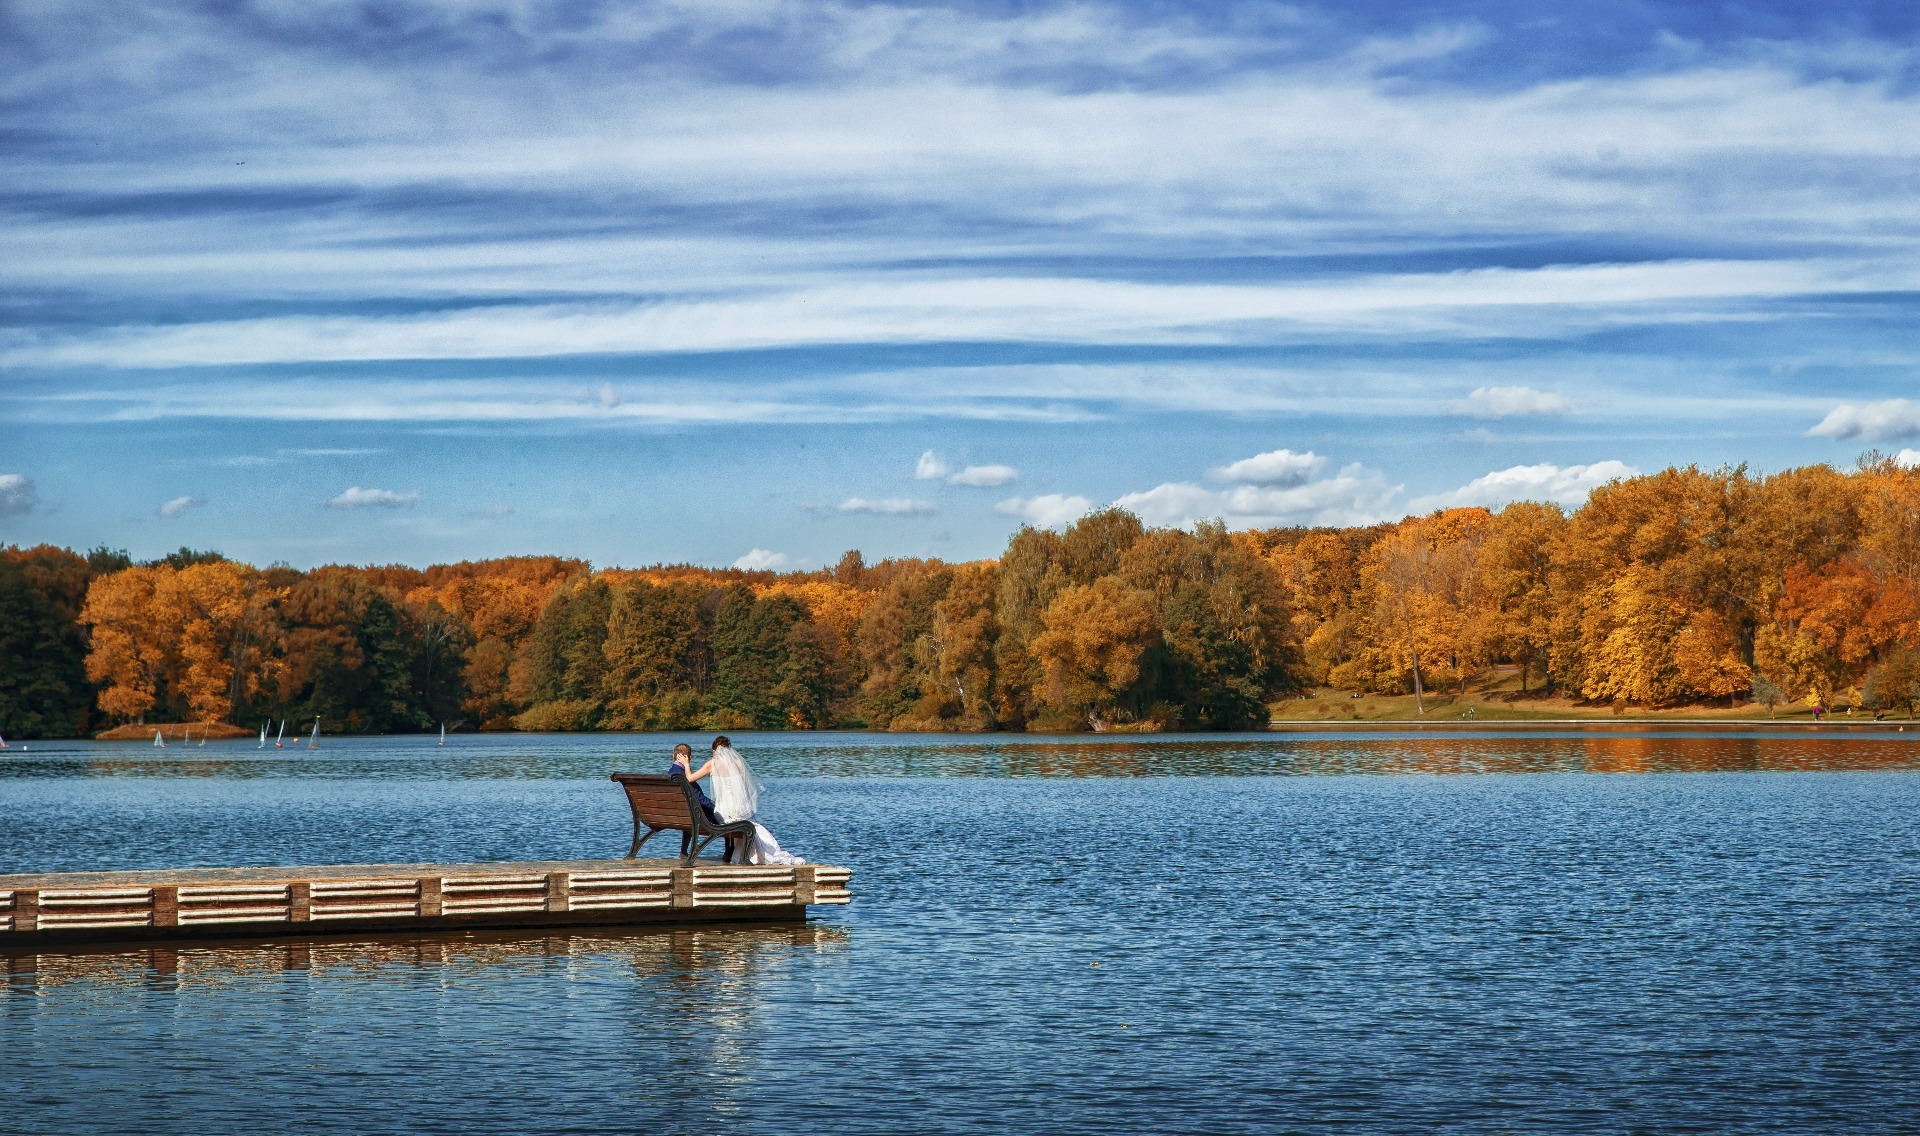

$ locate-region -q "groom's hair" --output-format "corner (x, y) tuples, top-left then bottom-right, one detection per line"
(711, 735), (731, 751)
(673, 743), (692, 758)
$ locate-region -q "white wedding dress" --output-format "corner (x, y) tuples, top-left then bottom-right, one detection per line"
(707, 745), (805, 865)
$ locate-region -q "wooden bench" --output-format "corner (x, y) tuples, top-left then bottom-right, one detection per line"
(610, 771), (756, 866)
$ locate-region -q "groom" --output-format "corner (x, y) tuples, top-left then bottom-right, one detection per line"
(668, 742), (720, 823)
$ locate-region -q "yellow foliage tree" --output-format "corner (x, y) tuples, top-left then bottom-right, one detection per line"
(80, 566), (170, 722)
(1028, 577), (1159, 722)
(929, 562), (1000, 723)
(153, 560), (269, 722)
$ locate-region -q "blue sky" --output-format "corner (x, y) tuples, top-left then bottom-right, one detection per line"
(3, 0), (1919, 570)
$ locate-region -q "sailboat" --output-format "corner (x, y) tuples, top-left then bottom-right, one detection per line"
(275, 720), (286, 748)
(0, 733), (8, 750)
(306, 717), (321, 749)
(438, 722), (446, 746)
(154, 729), (167, 748)
(259, 722), (268, 748)
(197, 723), (207, 747)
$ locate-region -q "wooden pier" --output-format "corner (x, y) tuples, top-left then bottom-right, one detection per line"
(0, 859), (852, 947)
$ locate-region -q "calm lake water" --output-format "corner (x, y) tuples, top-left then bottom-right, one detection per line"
(4, 730), (1918, 1134)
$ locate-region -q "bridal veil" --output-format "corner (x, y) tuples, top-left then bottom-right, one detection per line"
(708, 744), (763, 823)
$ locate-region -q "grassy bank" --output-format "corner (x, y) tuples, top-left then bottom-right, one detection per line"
(1269, 666), (1905, 726)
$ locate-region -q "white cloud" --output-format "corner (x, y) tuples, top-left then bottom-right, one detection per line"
(1206, 448), (1326, 486)
(598, 383), (621, 409)
(732, 548), (790, 570)
(996, 494), (1093, 528)
(836, 496), (936, 515)
(1808, 400), (1920, 443)
(158, 495), (204, 517)
(0, 474), (35, 516)
(948, 464), (1018, 487)
(914, 451), (949, 479)
(328, 486), (419, 509)
(1407, 460), (1639, 512)
(1115, 463), (1399, 529)
(1444, 385), (1573, 418)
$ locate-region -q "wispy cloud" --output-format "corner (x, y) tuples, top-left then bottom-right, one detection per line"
(328, 486), (419, 509)
(1408, 461), (1639, 511)
(1444, 386), (1573, 419)
(732, 548), (790, 570)
(914, 451), (949, 479)
(995, 494), (1093, 528)
(948, 464), (1018, 487)
(0, 475), (36, 517)
(1808, 400), (1920, 443)
(158, 495), (204, 517)
(8, 261), (1907, 373)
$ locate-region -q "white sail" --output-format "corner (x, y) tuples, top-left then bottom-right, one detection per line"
(439, 722), (446, 745)
(154, 729), (166, 748)
(0, 732), (7, 749)
(307, 717), (320, 749)
(276, 720), (285, 747)
(259, 722), (268, 748)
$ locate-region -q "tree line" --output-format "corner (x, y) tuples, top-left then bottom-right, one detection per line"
(4, 458), (1920, 738)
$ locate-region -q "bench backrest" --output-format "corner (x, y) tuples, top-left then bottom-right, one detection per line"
(611, 772), (698, 831)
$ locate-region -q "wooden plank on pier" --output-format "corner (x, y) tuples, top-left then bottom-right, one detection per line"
(0, 859), (850, 948)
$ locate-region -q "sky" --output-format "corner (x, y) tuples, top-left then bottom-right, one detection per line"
(3, 0), (1919, 571)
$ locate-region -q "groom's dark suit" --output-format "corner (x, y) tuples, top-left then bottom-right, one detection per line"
(670, 761), (722, 823)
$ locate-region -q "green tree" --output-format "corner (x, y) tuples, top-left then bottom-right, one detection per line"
(602, 579), (715, 728)
(712, 589), (814, 728)
(0, 546), (98, 737)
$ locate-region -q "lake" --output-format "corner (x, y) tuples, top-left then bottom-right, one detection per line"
(3, 730), (1918, 1134)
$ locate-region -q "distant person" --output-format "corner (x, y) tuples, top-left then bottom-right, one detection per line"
(668, 742), (720, 824)
(705, 736), (805, 866)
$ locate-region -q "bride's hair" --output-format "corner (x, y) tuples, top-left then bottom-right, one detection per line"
(711, 735), (731, 751)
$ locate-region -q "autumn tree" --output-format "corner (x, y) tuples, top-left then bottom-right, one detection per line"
(1118, 522), (1299, 728)
(1028, 576), (1160, 726)
(855, 562), (953, 727)
(992, 527), (1068, 726)
(81, 565), (173, 723)
(601, 578), (713, 729)
(921, 561), (1000, 726)
(515, 575), (614, 729)
(1477, 502), (1565, 693)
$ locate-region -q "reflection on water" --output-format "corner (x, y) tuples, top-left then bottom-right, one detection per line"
(4, 922), (848, 991)
(3, 923), (850, 1135)
(4, 728), (1918, 781)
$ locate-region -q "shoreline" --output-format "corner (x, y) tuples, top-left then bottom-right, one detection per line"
(1262, 718), (1913, 732)
(38, 717), (1920, 741)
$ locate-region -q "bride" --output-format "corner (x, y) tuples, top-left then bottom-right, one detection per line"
(702, 736), (805, 865)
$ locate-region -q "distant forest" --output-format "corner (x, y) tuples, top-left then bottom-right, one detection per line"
(5, 458), (1920, 738)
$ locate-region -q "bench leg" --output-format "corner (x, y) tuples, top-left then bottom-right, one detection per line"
(630, 826), (665, 859)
